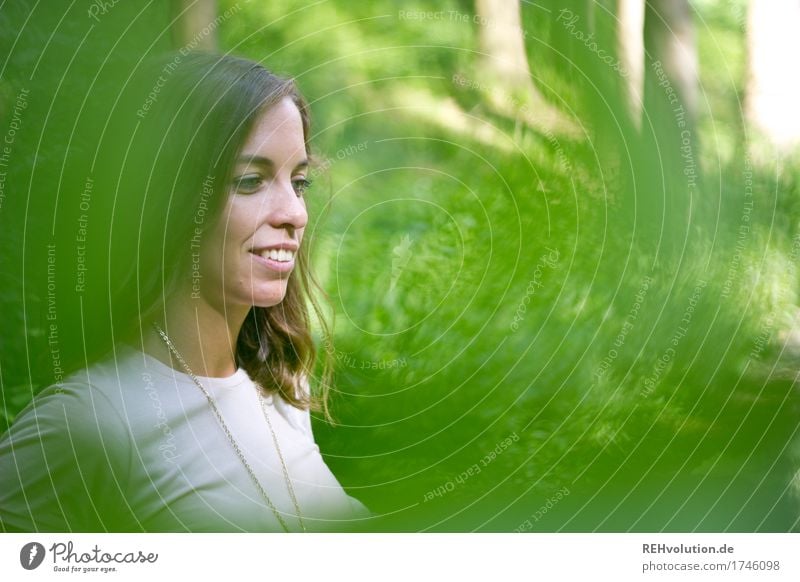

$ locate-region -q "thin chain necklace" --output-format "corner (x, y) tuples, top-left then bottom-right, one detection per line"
(151, 322), (306, 532)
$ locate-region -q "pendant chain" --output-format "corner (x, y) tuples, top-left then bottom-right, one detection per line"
(152, 322), (306, 532)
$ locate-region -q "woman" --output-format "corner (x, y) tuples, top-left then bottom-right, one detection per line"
(0, 52), (369, 532)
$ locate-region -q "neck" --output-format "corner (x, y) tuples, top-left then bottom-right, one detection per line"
(141, 289), (251, 378)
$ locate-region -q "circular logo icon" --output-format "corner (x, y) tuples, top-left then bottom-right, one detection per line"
(19, 542), (46, 570)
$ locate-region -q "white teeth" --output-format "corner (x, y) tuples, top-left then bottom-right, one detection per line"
(261, 249), (295, 262)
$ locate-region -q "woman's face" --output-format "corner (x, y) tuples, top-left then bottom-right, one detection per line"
(199, 96), (310, 312)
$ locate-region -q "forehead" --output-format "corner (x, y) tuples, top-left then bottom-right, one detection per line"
(239, 96), (305, 161)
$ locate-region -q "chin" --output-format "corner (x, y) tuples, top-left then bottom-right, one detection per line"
(252, 297), (286, 308)
(250, 284), (289, 308)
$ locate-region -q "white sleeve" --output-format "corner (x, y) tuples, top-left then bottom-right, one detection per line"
(0, 383), (133, 532)
(280, 378), (374, 520)
(347, 494), (373, 518)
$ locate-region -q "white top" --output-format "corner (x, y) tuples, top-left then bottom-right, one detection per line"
(0, 344), (370, 532)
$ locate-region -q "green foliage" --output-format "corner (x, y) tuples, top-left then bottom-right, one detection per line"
(221, 0), (800, 531)
(1, 0), (797, 531)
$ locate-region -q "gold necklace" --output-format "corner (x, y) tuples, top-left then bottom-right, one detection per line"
(152, 322), (306, 532)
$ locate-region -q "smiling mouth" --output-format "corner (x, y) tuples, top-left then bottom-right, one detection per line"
(249, 248), (297, 273)
(255, 248), (295, 262)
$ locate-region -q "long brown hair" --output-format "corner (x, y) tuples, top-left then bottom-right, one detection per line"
(104, 52), (333, 420)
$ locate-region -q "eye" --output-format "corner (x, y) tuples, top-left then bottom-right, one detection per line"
(292, 177), (313, 196)
(232, 173), (264, 195)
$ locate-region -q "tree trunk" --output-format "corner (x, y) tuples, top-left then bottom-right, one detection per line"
(746, 0), (800, 154)
(170, 0), (218, 52)
(644, 0), (698, 122)
(475, 0), (535, 97)
(474, 0), (579, 137)
(617, 0), (645, 128)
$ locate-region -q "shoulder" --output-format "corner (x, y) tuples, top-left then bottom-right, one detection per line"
(4, 380), (129, 446)
(0, 380), (133, 531)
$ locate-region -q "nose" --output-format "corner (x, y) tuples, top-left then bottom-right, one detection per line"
(266, 179), (307, 233)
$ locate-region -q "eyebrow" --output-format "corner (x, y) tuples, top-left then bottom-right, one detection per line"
(236, 154), (308, 171)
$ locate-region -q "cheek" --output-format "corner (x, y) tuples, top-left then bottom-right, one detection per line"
(198, 208), (245, 272)
(217, 204), (253, 255)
